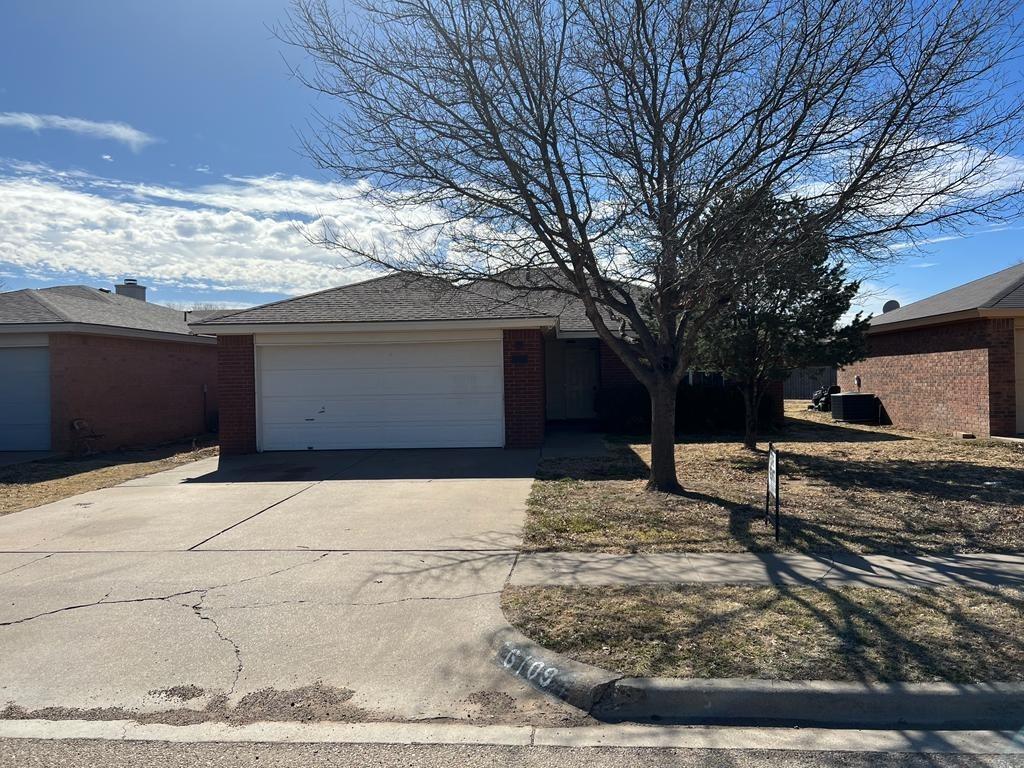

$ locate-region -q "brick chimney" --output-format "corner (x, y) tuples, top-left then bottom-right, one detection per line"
(115, 278), (147, 302)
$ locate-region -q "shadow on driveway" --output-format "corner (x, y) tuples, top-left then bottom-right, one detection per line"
(186, 448), (541, 483)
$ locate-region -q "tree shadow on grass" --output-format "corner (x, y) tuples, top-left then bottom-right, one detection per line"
(526, 579), (1024, 685)
(784, 453), (1024, 507)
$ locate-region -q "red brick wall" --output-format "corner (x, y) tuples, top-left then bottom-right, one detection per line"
(599, 340), (642, 392)
(838, 318), (1016, 437)
(216, 335), (257, 455)
(49, 333), (217, 453)
(503, 329), (545, 448)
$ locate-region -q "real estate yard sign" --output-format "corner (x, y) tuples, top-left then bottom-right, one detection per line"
(765, 443), (780, 542)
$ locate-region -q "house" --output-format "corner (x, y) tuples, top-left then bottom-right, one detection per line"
(0, 280), (218, 453)
(839, 263), (1024, 437)
(192, 272), (646, 455)
(195, 271), (788, 455)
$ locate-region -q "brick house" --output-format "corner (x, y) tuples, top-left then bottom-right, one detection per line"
(839, 263), (1024, 437)
(0, 280), (218, 453)
(196, 272), (783, 456)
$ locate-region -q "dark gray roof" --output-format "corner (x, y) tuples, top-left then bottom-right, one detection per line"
(0, 285), (204, 337)
(195, 273), (551, 326)
(186, 308), (242, 323)
(470, 268), (636, 333)
(872, 262), (1024, 328)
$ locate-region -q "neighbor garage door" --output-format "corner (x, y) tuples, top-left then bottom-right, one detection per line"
(0, 345), (51, 450)
(257, 336), (504, 450)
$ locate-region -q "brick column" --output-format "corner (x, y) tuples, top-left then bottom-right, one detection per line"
(503, 329), (545, 448)
(986, 318), (1016, 437)
(217, 335), (257, 455)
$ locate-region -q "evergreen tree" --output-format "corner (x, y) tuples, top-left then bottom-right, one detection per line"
(696, 191), (870, 449)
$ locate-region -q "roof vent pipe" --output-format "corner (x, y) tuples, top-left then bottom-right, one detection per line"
(115, 278), (147, 302)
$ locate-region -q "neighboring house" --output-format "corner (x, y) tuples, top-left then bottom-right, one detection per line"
(0, 280), (218, 453)
(839, 263), (1024, 437)
(193, 272), (647, 455)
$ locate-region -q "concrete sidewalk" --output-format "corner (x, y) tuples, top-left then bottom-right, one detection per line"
(510, 552), (1024, 588)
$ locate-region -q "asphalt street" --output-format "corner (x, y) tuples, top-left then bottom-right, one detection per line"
(3, 740), (1022, 768)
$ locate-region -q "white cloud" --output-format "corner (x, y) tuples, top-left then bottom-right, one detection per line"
(0, 113), (157, 152)
(194, 164), (211, 174)
(0, 161), (434, 296)
(100, 154), (113, 162)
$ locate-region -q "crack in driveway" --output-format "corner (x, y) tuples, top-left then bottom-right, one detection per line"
(0, 552), (332, 628)
(190, 590), (244, 694)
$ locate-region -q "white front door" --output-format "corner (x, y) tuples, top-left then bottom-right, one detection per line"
(257, 336), (504, 450)
(0, 346), (51, 450)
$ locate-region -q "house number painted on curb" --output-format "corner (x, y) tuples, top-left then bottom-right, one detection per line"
(501, 646), (560, 689)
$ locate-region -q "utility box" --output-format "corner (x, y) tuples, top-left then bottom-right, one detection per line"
(831, 393), (877, 423)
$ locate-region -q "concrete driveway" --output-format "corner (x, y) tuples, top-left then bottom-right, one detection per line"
(0, 449), (579, 726)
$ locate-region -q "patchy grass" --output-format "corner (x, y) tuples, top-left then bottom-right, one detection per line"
(502, 584), (1024, 683)
(0, 439), (218, 517)
(524, 402), (1024, 554)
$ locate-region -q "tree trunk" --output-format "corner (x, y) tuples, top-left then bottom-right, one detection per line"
(647, 378), (682, 493)
(742, 381), (759, 450)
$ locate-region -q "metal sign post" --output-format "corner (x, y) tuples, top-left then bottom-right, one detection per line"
(765, 443), (780, 542)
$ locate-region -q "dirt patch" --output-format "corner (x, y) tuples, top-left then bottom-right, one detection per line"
(0, 682), (591, 728)
(232, 683), (367, 724)
(524, 403), (1024, 554)
(462, 690), (519, 720)
(0, 439), (218, 517)
(503, 584), (1024, 683)
(148, 684), (205, 702)
(0, 682), (374, 726)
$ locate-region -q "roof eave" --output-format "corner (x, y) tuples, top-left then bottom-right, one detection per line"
(0, 322), (217, 344)
(867, 307), (1024, 334)
(191, 316), (558, 335)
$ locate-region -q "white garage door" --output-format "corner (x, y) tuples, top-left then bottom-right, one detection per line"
(258, 338), (504, 450)
(0, 346), (51, 450)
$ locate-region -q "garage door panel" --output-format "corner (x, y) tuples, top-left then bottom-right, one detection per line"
(262, 420), (503, 451)
(261, 341), (498, 370)
(259, 367), (501, 398)
(258, 340), (505, 450)
(0, 347), (51, 451)
(262, 392), (501, 424)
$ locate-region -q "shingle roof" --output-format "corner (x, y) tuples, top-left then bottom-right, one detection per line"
(470, 268), (638, 333)
(0, 285), (202, 337)
(871, 262), (1024, 328)
(195, 273), (551, 326)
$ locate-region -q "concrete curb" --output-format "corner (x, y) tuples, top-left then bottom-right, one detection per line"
(1, 718), (1022, 753)
(494, 630), (1024, 728)
(492, 627), (620, 713)
(603, 678), (1024, 729)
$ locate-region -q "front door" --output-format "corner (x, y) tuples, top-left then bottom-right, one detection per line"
(563, 342), (598, 419)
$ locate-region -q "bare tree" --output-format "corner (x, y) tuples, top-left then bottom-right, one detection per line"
(283, 0), (1023, 492)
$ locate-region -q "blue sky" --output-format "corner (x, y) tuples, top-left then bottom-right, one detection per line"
(0, 1), (1022, 312)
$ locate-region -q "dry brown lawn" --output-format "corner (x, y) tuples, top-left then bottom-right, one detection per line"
(524, 402), (1024, 554)
(0, 440), (218, 517)
(503, 583), (1024, 682)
